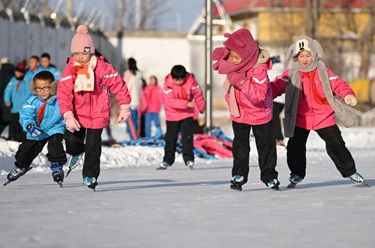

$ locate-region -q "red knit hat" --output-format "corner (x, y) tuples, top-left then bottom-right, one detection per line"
(70, 25), (95, 54)
(223, 28), (259, 68)
(15, 60), (27, 73)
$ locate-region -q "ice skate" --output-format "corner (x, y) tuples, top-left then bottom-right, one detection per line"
(287, 174), (303, 188)
(4, 167), (32, 186)
(66, 153), (83, 177)
(156, 161), (170, 170)
(347, 172), (369, 187)
(267, 179), (280, 191)
(50, 163), (64, 187)
(83, 176), (98, 191)
(185, 160), (194, 170)
(230, 175), (245, 191)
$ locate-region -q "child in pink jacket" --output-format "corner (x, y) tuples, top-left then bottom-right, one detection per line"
(272, 35), (365, 188)
(144, 75), (163, 138)
(57, 25), (131, 190)
(157, 65), (205, 170)
(212, 28), (279, 191)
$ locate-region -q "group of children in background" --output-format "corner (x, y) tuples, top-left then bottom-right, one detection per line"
(0, 24), (366, 191)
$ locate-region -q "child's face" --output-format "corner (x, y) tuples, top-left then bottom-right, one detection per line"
(28, 58), (40, 71)
(40, 57), (51, 68)
(297, 50), (313, 67)
(34, 79), (52, 100)
(149, 76), (157, 86)
(15, 71), (24, 78)
(229, 50), (243, 65)
(73, 53), (92, 65)
(173, 78), (185, 85)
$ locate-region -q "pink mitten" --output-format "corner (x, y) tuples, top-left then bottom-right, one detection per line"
(117, 104), (131, 123)
(227, 72), (247, 88)
(64, 111), (81, 132)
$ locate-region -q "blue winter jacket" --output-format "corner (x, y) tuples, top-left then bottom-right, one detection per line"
(4, 76), (30, 114)
(4, 67), (44, 114)
(19, 95), (65, 140)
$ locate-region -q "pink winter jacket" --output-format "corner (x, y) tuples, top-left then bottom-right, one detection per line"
(163, 73), (206, 121)
(144, 85), (163, 113)
(57, 56), (131, 129)
(272, 66), (355, 130)
(225, 61), (273, 125)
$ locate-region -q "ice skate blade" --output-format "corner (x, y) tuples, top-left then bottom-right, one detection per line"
(3, 180), (12, 186)
(230, 184), (242, 191)
(66, 168), (72, 177)
(287, 182), (297, 188)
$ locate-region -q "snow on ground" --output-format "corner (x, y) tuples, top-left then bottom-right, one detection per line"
(0, 124), (374, 248)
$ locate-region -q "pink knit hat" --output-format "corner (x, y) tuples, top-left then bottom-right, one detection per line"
(70, 25), (95, 54)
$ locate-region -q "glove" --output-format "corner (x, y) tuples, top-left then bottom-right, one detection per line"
(345, 95), (357, 107)
(64, 111), (81, 132)
(27, 124), (43, 138)
(227, 72), (247, 88)
(117, 104), (131, 123)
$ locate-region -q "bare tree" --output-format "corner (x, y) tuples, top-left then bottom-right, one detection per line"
(110, 0), (166, 31)
(357, 2), (375, 79)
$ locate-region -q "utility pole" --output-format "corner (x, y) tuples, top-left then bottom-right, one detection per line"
(205, 0), (213, 130)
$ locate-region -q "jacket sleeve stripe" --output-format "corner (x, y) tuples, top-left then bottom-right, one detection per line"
(60, 75), (72, 82)
(102, 72), (119, 79)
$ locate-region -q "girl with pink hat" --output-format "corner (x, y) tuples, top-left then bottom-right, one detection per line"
(57, 25), (131, 190)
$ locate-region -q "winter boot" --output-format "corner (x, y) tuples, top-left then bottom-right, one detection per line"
(267, 179), (280, 191)
(230, 175), (245, 191)
(6, 166), (30, 181)
(287, 173), (303, 188)
(83, 176), (98, 190)
(51, 163), (64, 186)
(157, 161), (170, 170)
(348, 172), (364, 184)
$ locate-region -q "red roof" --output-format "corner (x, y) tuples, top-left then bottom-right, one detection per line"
(215, 0), (372, 15)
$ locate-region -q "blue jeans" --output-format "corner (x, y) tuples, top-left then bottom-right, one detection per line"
(145, 112), (161, 137)
(126, 109), (139, 140)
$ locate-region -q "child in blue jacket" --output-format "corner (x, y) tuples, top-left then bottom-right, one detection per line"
(4, 71), (67, 186)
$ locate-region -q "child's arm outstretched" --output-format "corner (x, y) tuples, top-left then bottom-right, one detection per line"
(327, 67), (357, 106)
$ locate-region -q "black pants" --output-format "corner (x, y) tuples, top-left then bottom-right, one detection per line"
(64, 128), (103, 179)
(272, 102), (284, 140)
(232, 121), (278, 185)
(9, 113), (26, 142)
(163, 117), (194, 165)
(287, 125), (356, 179)
(15, 134), (67, 168)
